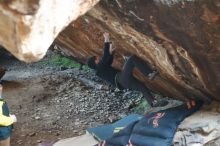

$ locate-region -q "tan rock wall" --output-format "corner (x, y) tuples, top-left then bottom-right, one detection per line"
(0, 0), (100, 62)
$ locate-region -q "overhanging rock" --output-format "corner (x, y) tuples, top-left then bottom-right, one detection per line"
(0, 0), (100, 62)
(56, 0), (220, 101)
(0, 0), (220, 102)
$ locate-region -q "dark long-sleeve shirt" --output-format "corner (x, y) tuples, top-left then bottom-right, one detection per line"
(95, 42), (119, 86)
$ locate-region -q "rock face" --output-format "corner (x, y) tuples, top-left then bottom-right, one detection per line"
(0, 0), (219, 102)
(0, 0), (100, 62)
(173, 102), (220, 146)
(56, 0), (220, 102)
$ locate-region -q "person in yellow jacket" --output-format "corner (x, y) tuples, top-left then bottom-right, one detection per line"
(0, 84), (17, 146)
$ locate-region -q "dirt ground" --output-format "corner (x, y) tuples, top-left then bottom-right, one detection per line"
(3, 77), (60, 146)
(1, 67), (76, 145)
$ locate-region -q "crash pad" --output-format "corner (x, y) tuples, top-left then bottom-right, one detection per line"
(87, 114), (143, 141)
(97, 100), (203, 146)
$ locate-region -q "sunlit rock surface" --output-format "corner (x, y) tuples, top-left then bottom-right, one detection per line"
(174, 102), (220, 146)
(0, 0), (100, 62)
(56, 0), (220, 102)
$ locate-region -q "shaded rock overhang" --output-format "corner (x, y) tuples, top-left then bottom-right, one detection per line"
(0, 0), (219, 102)
(56, 0), (220, 101)
(0, 0), (100, 62)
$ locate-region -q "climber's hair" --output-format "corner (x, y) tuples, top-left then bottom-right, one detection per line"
(87, 56), (97, 69)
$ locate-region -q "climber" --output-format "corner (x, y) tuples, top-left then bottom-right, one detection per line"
(0, 84), (17, 146)
(87, 32), (168, 107)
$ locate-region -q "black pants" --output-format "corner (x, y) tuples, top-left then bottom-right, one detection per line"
(117, 55), (154, 104)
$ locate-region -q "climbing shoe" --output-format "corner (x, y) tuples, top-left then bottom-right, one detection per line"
(122, 55), (129, 62)
(151, 99), (169, 107)
(148, 70), (159, 80)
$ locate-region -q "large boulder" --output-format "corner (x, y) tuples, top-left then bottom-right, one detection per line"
(0, 0), (220, 102)
(0, 0), (100, 62)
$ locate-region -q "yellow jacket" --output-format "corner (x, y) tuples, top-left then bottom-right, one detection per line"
(0, 100), (14, 126)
